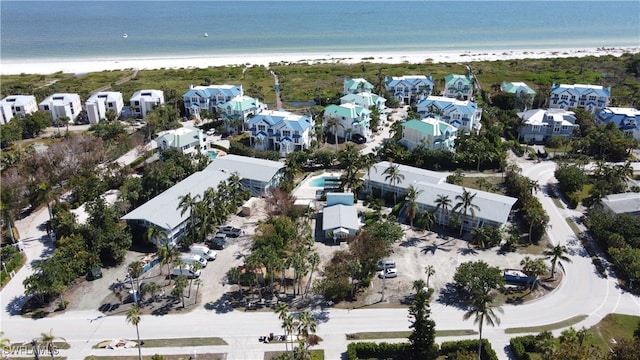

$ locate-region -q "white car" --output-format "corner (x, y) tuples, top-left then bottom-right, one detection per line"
(206, 129), (215, 136)
(379, 268), (398, 278)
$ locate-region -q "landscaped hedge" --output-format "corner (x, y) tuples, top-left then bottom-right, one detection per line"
(440, 339), (498, 360)
(346, 342), (411, 360)
(509, 335), (537, 360)
(0, 245), (26, 288)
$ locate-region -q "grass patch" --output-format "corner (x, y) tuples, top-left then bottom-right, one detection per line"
(85, 355), (224, 360)
(505, 315), (588, 334)
(565, 217), (581, 236)
(346, 329), (477, 340)
(92, 337), (226, 349)
(551, 197), (564, 209)
(460, 176), (507, 195)
(264, 349), (323, 360)
(588, 313), (640, 351)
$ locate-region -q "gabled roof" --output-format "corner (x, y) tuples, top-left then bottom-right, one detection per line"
(385, 75), (434, 88)
(445, 74), (473, 86)
(402, 118), (456, 137)
(248, 110), (312, 132)
(183, 84), (242, 99)
(204, 154), (284, 183)
(322, 204), (359, 231)
(122, 170), (232, 230)
(601, 193), (640, 215)
(517, 108), (576, 126)
(368, 161), (446, 187)
(415, 182), (517, 225)
(596, 107), (640, 129)
(551, 83), (610, 97)
(325, 103), (370, 119)
(418, 96), (478, 115)
(340, 92), (386, 108)
(344, 78), (374, 92)
(502, 81), (536, 95)
(218, 95), (261, 112)
(157, 126), (201, 148)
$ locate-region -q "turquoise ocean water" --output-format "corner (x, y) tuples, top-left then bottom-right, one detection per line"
(1, 1), (639, 61)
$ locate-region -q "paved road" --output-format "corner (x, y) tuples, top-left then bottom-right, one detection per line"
(2, 161), (639, 359)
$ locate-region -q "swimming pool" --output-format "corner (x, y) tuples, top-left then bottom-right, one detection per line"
(208, 150), (218, 160)
(309, 176), (339, 188)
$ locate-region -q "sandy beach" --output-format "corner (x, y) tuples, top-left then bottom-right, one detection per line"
(1, 47), (638, 75)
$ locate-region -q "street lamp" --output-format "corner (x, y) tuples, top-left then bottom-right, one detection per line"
(381, 264), (387, 302)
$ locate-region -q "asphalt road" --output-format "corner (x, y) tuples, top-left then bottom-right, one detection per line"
(2, 160), (639, 359)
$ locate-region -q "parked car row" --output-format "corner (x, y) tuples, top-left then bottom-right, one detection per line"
(377, 259), (398, 278)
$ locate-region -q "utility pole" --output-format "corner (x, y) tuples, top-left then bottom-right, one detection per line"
(381, 264), (387, 302)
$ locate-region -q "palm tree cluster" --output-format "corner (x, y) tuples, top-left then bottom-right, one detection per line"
(275, 303), (319, 360)
(176, 172), (249, 247)
(504, 163), (549, 244)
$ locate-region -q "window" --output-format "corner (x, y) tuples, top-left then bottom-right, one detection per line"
(554, 126), (560, 132)
(294, 138), (299, 144)
(294, 130), (299, 136)
(43, 105), (49, 110)
(588, 95), (596, 101)
(258, 125), (266, 131)
(562, 125), (569, 130)
(134, 101), (139, 106)
(552, 100), (558, 105)
(191, 97), (198, 103)
(561, 95), (569, 100)
(282, 130), (291, 137)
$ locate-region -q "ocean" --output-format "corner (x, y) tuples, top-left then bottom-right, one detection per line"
(1, 1), (639, 61)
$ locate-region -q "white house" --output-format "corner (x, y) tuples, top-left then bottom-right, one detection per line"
(38, 93), (82, 122)
(385, 75), (434, 105)
(517, 108), (578, 142)
(364, 162), (516, 231)
(156, 126), (205, 155)
(417, 96), (482, 133)
(400, 118), (457, 151)
(549, 83), (611, 113)
(205, 154), (285, 197)
(183, 84), (242, 118)
(130, 89), (164, 119)
(86, 91), (124, 124)
(444, 74), (474, 100)
(217, 95), (267, 132)
(595, 107), (640, 141)
(601, 193), (640, 217)
(324, 103), (371, 140)
(322, 192), (360, 243)
(343, 78), (374, 95)
(0, 95), (38, 124)
(340, 92), (387, 112)
(247, 110), (314, 156)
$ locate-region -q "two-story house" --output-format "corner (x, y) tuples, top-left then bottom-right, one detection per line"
(549, 83), (611, 113)
(130, 89), (164, 119)
(400, 118), (457, 151)
(340, 92), (387, 112)
(444, 74), (474, 100)
(417, 96), (482, 133)
(517, 108), (578, 142)
(343, 78), (374, 95)
(324, 103), (371, 140)
(86, 91), (124, 124)
(247, 110), (313, 156)
(0, 95), (38, 124)
(183, 84), (242, 118)
(501, 81), (536, 110)
(217, 95), (267, 132)
(596, 107), (640, 141)
(385, 75), (434, 105)
(156, 126), (205, 155)
(38, 93), (82, 122)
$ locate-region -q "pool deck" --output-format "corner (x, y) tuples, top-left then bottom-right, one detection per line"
(293, 171), (343, 200)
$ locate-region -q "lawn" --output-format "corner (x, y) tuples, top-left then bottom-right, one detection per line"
(92, 337), (226, 349)
(346, 329), (477, 340)
(588, 313), (640, 351)
(504, 314), (588, 334)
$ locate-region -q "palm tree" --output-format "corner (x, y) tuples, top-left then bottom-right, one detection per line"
(297, 311), (317, 340)
(326, 117), (344, 151)
(425, 265), (435, 288)
(282, 314), (296, 358)
(415, 210), (435, 231)
(126, 306), (143, 360)
(304, 252), (321, 297)
(453, 188), (480, 235)
(177, 192), (201, 242)
(40, 329), (64, 360)
(30, 338), (41, 360)
(543, 243), (572, 278)
(403, 185), (423, 228)
(360, 153), (377, 193)
(462, 294), (503, 360)
(524, 207), (549, 244)
(382, 163), (405, 203)
(128, 261), (144, 304)
(434, 194), (452, 226)
(143, 282), (161, 303)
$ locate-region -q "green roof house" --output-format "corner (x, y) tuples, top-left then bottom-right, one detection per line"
(400, 118), (457, 151)
(343, 78), (374, 95)
(444, 74), (474, 100)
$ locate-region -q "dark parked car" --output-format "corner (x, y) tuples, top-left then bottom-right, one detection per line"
(208, 238), (226, 250)
(352, 134), (366, 144)
(219, 226), (242, 238)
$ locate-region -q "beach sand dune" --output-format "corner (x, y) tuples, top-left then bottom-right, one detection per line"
(2, 47), (638, 75)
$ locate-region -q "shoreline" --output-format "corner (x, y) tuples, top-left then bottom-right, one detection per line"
(1, 47), (638, 76)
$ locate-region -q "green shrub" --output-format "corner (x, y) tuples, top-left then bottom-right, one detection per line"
(440, 339), (498, 360)
(346, 342), (411, 360)
(509, 335), (537, 360)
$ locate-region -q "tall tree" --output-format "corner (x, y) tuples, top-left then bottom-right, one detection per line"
(453, 188), (480, 235)
(403, 185), (423, 228)
(177, 192), (200, 243)
(462, 294), (503, 360)
(434, 194), (452, 226)
(425, 265), (435, 288)
(408, 280), (438, 360)
(520, 256), (548, 290)
(383, 162), (405, 203)
(543, 243), (572, 278)
(126, 305), (143, 360)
